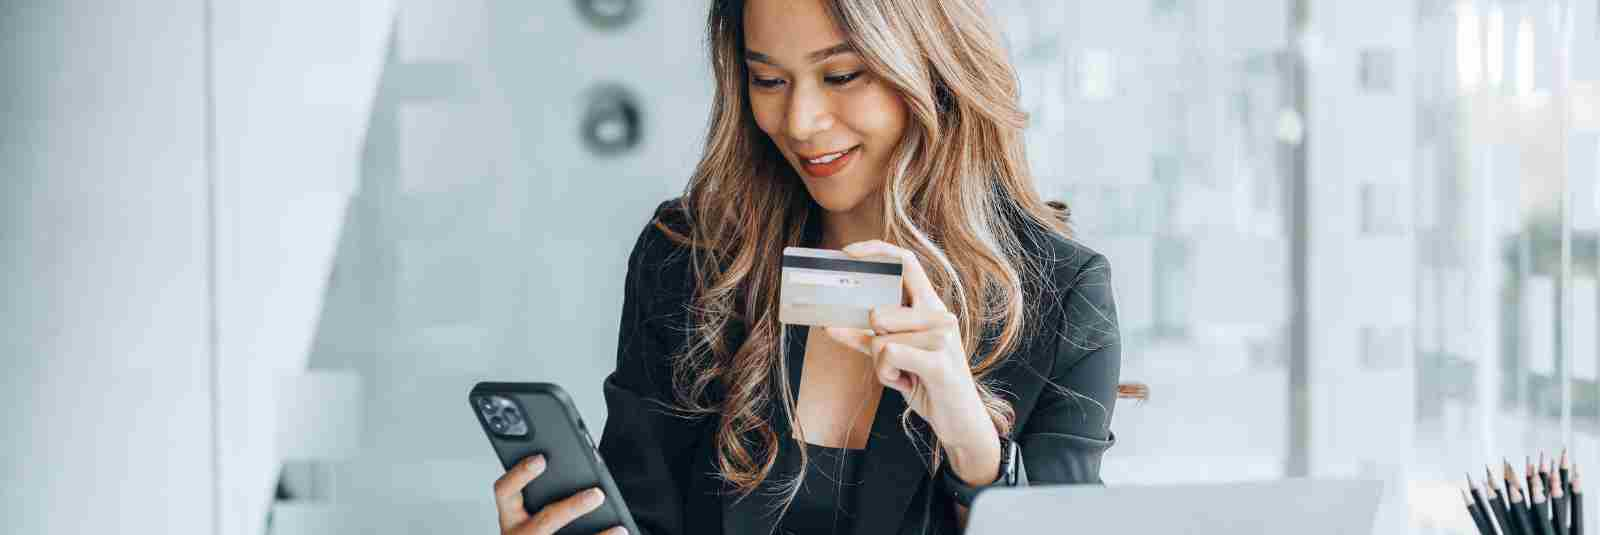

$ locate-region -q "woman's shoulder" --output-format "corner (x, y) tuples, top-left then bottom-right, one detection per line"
(1012, 219), (1110, 293)
(625, 197), (697, 297)
(628, 197), (694, 261)
(649, 196), (693, 236)
(1011, 220), (1117, 349)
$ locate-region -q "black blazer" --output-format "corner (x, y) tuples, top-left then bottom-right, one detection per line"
(597, 199), (1121, 535)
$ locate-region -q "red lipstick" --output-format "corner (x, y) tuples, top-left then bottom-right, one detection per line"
(798, 145), (858, 178)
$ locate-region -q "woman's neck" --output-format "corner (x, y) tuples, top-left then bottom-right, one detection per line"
(816, 196), (885, 250)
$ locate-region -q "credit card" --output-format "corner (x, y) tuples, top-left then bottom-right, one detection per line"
(778, 247), (904, 329)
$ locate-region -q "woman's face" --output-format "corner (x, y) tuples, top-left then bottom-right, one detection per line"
(743, 0), (908, 214)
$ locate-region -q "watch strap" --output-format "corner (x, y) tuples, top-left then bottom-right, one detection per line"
(941, 435), (1020, 507)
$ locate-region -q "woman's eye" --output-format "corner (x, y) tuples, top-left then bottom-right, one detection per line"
(825, 71), (863, 86)
(750, 76), (786, 89)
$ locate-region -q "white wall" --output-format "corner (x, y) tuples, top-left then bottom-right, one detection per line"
(289, 2), (714, 530)
(0, 0), (710, 530)
(0, 2), (214, 534)
(209, 3), (390, 534)
(0, 2), (392, 534)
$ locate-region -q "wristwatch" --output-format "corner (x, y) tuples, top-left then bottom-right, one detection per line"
(941, 434), (1019, 507)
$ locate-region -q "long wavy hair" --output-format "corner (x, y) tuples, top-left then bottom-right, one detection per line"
(657, 0), (1077, 505)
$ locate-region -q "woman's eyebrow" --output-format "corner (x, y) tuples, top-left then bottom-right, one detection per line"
(744, 43), (855, 66)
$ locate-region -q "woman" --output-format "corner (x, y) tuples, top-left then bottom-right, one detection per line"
(493, 0), (1119, 533)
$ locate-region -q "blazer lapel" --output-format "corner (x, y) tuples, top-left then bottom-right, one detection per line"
(722, 483), (780, 535)
(686, 443), (725, 535)
(720, 322), (812, 535)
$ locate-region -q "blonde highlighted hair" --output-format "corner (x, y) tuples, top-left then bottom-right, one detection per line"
(657, 0), (1077, 504)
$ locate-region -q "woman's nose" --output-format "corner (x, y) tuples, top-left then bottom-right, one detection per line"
(784, 84), (835, 142)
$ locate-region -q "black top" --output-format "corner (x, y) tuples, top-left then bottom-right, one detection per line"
(773, 441), (866, 535)
(597, 198), (1121, 535)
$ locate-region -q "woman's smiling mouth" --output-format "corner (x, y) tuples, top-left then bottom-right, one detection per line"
(798, 145), (860, 178)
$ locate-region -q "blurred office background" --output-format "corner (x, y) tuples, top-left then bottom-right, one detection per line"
(4, 0), (1599, 534)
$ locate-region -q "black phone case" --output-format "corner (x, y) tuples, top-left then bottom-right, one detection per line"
(469, 382), (639, 535)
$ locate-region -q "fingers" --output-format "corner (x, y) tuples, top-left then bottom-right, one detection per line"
(820, 328), (922, 392)
(595, 526), (630, 535)
(869, 330), (949, 354)
(870, 342), (935, 393)
(495, 454), (546, 529)
(523, 488), (607, 535)
(825, 314), (952, 353)
(822, 326), (874, 354)
(842, 240), (946, 311)
(826, 314), (956, 391)
(868, 306), (957, 335)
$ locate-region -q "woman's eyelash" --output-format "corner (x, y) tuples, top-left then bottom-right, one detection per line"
(748, 72), (862, 89)
(825, 72), (862, 85)
(750, 76), (785, 88)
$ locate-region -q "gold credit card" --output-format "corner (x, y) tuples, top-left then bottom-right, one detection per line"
(778, 247), (904, 329)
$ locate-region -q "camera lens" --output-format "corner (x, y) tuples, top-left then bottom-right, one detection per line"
(489, 416), (505, 430)
(478, 397), (495, 411)
(503, 406), (520, 420)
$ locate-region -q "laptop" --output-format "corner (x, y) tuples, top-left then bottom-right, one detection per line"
(966, 478), (1384, 535)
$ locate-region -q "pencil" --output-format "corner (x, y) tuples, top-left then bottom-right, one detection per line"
(1476, 474), (1503, 534)
(1517, 485), (1540, 535)
(1542, 454), (1558, 534)
(1534, 473), (1555, 535)
(1564, 450), (1574, 499)
(1548, 456), (1567, 535)
(1470, 486), (1502, 535)
(1553, 477), (1568, 535)
(1516, 461), (1542, 535)
(1542, 452), (1552, 486)
(1469, 486), (1501, 535)
(1574, 464), (1584, 535)
(1498, 465), (1524, 535)
(1535, 457), (1544, 501)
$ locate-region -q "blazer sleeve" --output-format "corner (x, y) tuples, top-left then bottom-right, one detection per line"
(1016, 252), (1121, 485)
(596, 209), (706, 535)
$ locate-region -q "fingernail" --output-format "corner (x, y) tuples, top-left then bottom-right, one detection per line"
(588, 488), (606, 504)
(525, 455), (546, 474)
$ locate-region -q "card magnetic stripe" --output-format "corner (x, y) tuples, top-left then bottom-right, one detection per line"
(780, 255), (903, 276)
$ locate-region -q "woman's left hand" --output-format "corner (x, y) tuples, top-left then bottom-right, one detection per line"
(822, 240), (1002, 485)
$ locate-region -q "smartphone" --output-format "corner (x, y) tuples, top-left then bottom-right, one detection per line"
(469, 382), (639, 535)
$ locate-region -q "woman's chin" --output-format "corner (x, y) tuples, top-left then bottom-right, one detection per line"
(804, 187), (871, 214)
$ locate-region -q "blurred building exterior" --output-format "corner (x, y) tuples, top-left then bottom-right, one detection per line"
(991, 2), (1598, 534)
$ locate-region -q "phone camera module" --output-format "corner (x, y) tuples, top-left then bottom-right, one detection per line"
(497, 407), (529, 437)
(477, 394), (531, 438)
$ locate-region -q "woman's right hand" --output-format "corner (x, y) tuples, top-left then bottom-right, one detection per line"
(493, 454), (628, 535)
